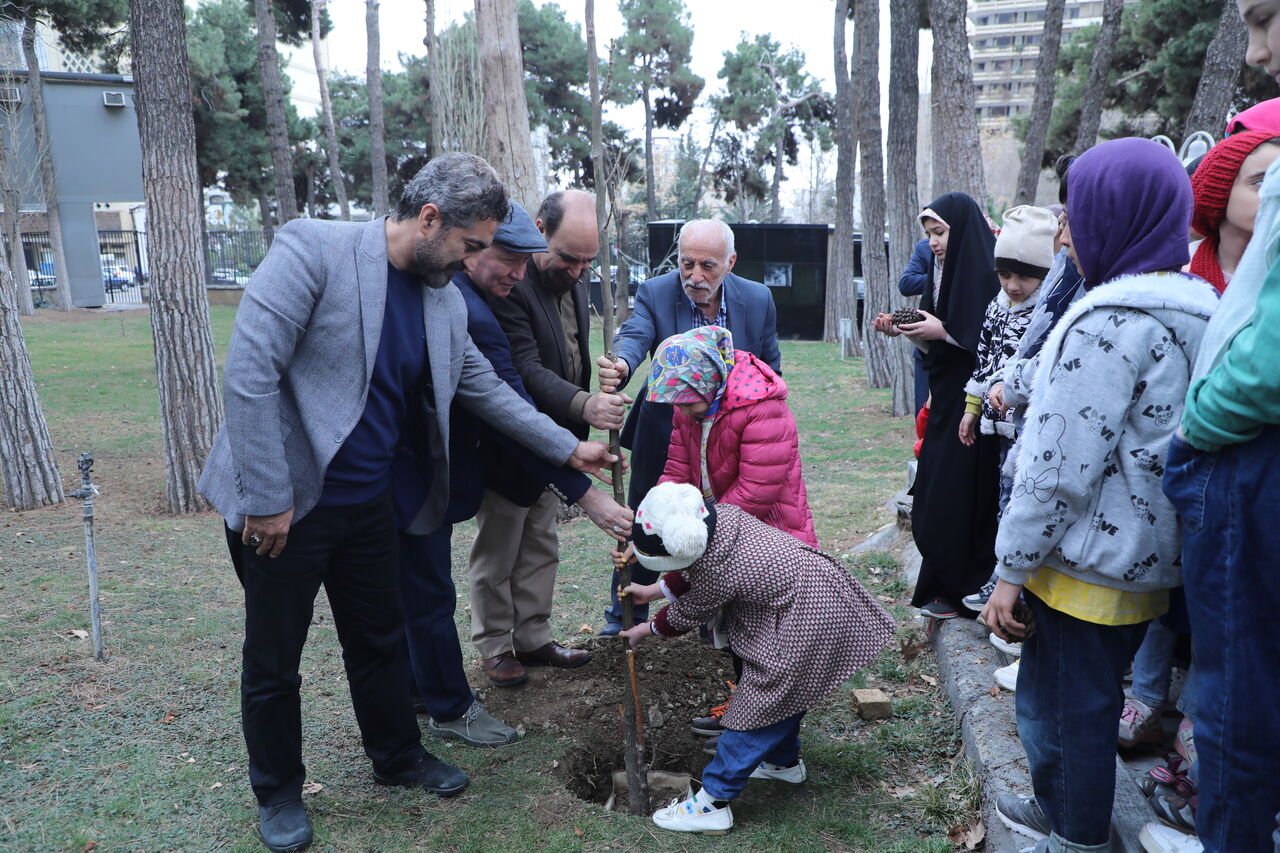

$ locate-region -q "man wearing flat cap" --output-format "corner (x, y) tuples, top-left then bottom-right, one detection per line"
(396, 201), (632, 742)
(480, 189), (628, 686)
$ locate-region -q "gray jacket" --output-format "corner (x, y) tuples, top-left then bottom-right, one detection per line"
(198, 217), (580, 535)
(995, 273), (1218, 592)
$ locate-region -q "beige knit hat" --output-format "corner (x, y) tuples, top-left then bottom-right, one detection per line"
(994, 205), (1057, 279)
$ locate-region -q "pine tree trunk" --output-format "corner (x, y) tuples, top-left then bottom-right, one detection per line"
(312, 0), (350, 220)
(826, 0), (857, 346)
(129, 0), (225, 514)
(0, 241), (63, 509)
(254, 0), (298, 223)
(21, 15), (73, 311)
(641, 85), (656, 223)
(423, 0), (442, 156)
(1074, 0), (1124, 154)
(0, 133), (34, 315)
(1185, 0), (1248, 139)
(1014, 0), (1066, 205)
(367, 0), (390, 216)
(474, 0), (539, 205)
(927, 0), (985, 203)
(886, 0), (921, 415)
(257, 190), (276, 246)
(770, 128), (785, 222)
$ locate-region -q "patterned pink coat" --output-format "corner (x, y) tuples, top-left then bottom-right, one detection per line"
(659, 351), (817, 547)
(652, 505), (895, 730)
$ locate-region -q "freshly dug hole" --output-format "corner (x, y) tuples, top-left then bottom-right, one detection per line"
(472, 634), (734, 813)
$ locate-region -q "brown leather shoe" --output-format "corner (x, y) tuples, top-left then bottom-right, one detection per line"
(481, 652), (527, 687)
(514, 641), (592, 669)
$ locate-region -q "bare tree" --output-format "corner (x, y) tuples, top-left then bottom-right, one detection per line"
(367, 0), (390, 216)
(928, 0), (985, 202)
(886, 0), (921, 415)
(474, 0), (540, 204)
(423, 0), (443, 156)
(19, 15), (72, 310)
(311, 0), (349, 219)
(0, 236), (63, 509)
(1014, 0), (1066, 204)
(1185, 0), (1249, 139)
(0, 106), (35, 315)
(1074, 0), (1124, 154)
(253, 0), (298, 223)
(434, 20), (487, 155)
(825, 0), (857, 346)
(129, 0), (225, 513)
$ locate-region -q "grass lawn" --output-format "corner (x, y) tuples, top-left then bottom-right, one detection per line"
(0, 306), (972, 852)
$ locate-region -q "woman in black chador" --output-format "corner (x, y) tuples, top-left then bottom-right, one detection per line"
(874, 192), (1001, 619)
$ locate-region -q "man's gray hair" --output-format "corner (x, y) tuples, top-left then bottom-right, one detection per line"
(393, 152), (509, 226)
(677, 219), (736, 259)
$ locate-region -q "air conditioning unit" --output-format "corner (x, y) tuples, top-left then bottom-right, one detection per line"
(0, 87), (20, 105)
(102, 91), (126, 108)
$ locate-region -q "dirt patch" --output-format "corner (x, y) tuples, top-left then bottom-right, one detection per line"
(472, 634), (734, 811)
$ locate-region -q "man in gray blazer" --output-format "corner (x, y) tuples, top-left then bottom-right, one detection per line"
(198, 153), (617, 853)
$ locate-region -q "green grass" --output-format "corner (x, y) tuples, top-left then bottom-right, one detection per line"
(0, 306), (972, 852)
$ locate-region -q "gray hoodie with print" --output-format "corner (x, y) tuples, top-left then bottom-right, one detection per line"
(995, 272), (1218, 592)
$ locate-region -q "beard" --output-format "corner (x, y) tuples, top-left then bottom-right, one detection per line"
(541, 265), (579, 294)
(681, 275), (719, 305)
(412, 231), (460, 289)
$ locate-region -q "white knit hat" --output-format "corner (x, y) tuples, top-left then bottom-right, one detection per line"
(994, 205), (1058, 279)
(632, 483), (716, 572)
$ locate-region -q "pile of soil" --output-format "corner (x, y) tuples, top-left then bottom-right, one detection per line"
(472, 634), (734, 812)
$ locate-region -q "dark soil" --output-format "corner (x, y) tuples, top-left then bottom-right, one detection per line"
(472, 634), (735, 812)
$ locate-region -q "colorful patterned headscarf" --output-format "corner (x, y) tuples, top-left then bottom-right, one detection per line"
(648, 326), (736, 408)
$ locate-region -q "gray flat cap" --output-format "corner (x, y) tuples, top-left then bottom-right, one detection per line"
(494, 200), (548, 253)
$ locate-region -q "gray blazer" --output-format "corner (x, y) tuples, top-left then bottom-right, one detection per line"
(198, 217), (580, 535)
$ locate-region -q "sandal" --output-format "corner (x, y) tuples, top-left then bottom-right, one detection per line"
(1149, 791), (1197, 832)
(1139, 757), (1195, 800)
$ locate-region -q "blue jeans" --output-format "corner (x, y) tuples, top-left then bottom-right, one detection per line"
(1130, 617), (1177, 709)
(1016, 591), (1148, 849)
(701, 712), (804, 801)
(1163, 429), (1280, 853)
(399, 526), (474, 723)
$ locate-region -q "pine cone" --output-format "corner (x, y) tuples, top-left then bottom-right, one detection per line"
(892, 307), (924, 327)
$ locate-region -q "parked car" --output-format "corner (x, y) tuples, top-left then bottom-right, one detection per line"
(101, 264), (135, 291)
(209, 267), (249, 286)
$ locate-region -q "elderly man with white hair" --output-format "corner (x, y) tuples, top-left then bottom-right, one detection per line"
(595, 218), (780, 636)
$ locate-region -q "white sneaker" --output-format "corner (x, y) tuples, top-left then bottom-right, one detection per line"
(1139, 822), (1203, 853)
(990, 632), (1023, 657)
(749, 759), (807, 783)
(995, 659), (1020, 692)
(651, 786), (733, 834)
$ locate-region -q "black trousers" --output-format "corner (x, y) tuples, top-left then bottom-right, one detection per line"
(399, 525), (474, 723)
(226, 490), (423, 806)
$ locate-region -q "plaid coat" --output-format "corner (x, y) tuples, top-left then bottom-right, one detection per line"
(652, 506), (894, 730)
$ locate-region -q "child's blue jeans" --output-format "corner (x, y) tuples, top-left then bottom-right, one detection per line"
(1017, 591), (1148, 850)
(701, 712), (804, 801)
(1163, 429), (1280, 853)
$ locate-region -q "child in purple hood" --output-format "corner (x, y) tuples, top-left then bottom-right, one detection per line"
(982, 139), (1218, 853)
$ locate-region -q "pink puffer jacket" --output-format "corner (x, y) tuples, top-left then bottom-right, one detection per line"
(659, 350), (817, 547)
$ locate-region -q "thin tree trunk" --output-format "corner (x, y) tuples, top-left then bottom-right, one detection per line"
(691, 114), (721, 216)
(0, 236), (63, 509)
(615, 208), (631, 324)
(887, 0), (921, 415)
(367, 0), (390, 216)
(641, 85), (656, 222)
(1185, 0), (1248, 139)
(423, 0), (442, 156)
(769, 127), (785, 222)
(129, 0), (225, 514)
(253, 0), (298, 222)
(311, 0), (350, 219)
(826, 0), (857, 346)
(1073, 0), (1124, 154)
(1014, 0), (1066, 205)
(305, 161), (318, 218)
(856, 0), (899, 396)
(0, 128), (34, 315)
(257, 190), (276, 246)
(928, 0), (985, 202)
(474, 0), (539, 205)
(21, 15), (72, 311)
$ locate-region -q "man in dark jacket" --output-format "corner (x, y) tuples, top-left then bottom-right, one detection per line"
(595, 219), (780, 634)
(396, 201), (632, 744)
(482, 189), (628, 685)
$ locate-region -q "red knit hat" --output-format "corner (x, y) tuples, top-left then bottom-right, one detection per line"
(1191, 130), (1280, 236)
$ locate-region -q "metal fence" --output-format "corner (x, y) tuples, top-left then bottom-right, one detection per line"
(205, 230), (267, 287)
(98, 229), (147, 304)
(20, 231), (57, 307)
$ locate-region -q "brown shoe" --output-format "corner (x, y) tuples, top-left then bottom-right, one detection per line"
(481, 652), (527, 687)
(514, 641), (592, 669)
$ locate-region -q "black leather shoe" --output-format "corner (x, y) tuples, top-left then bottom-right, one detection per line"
(373, 754), (469, 797)
(258, 800), (312, 852)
